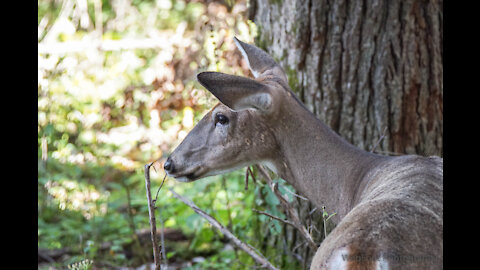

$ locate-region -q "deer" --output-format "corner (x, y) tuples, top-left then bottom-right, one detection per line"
(163, 37), (443, 270)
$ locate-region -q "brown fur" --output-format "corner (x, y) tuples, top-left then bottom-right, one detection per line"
(312, 156), (443, 270)
(346, 243), (377, 270)
(167, 38), (443, 270)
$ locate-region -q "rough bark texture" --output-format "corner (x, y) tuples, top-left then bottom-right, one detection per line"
(250, 0), (443, 157)
(249, 0), (442, 267)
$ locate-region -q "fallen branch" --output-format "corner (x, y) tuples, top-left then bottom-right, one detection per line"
(144, 162), (162, 270)
(169, 188), (279, 270)
(254, 165), (318, 252)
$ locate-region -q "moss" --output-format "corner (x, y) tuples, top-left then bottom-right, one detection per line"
(291, 21), (299, 35)
(285, 66), (301, 94)
(268, 0), (283, 5)
(254, 24), (271, 51)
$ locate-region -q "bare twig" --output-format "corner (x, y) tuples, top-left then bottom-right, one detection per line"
(169, 188), (279, 270)
(150, 161), (168, 268)
(309, 224), (322, 236)
(248, 167), (257, 184)
(254, 165), (318, 252)
(370, 127), (388, 153)
(282, 186), (309, 201)
(153, 173), (167, 207)
(252, 209), (295, 227)
(244, 166), (258, 190)
(144, 162), (161, 270)
(157, 203), (168, 269)
(38, 16), (49, 41)
(308, 207), (318, 216)
(41, 0), (75, 43)
(292, 240), (307, 253)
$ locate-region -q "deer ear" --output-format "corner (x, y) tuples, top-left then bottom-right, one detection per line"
(197, 72), (272, 112)
(233, 37), (288, 83)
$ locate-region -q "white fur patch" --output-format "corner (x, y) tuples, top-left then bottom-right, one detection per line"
(175, 176), (192, 182)
(234, 38), (260, 78)
(204, 166), (243, 178)
(376, 255), (389, 270)
(328, 247), (349, 270)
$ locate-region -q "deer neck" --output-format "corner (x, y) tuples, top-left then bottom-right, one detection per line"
(268, 99), (385, 222)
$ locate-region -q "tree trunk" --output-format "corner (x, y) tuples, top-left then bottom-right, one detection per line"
(250, 0), (443, 157)
(249, 0), (442, 267)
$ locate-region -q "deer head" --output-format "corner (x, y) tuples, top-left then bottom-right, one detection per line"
(164, 37), (294, 182)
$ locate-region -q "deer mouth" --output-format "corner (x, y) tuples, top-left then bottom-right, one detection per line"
(168, 166), (206, 182)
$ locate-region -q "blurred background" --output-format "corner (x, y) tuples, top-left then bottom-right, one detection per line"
(38, 0), (442, 269)
(38, 0), (291, 269)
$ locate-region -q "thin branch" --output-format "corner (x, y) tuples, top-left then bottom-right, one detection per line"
(41, 0), (75, 43)
(38, 16), (49, 41)
(282, 186), (309, 201)
(292, 241), (307, 253)
(150, 160), (168, 268)
(144, 162), (161, 270)
(252, 209), (295, 227)
(248, 166), (257, 183)
(169, 188), (279, 270)
(153, 173), (167, 206)
(309, 224), (322, 236)
(157, 203), (168, 269)
(254, 165), (318, 252)
(370, 126), (388, 153)
(308, 207), (318, 216)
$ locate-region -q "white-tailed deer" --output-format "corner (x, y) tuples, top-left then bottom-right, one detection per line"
(164, 37), (443, 270)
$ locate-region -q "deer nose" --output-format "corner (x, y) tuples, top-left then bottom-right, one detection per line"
(164, 157), (174, 173)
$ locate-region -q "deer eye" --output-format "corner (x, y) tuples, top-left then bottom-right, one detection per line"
(214, 114), (229, 126)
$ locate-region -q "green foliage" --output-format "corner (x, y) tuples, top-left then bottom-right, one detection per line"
(322, 206), (337, 239)
(38, 0), (306, 269)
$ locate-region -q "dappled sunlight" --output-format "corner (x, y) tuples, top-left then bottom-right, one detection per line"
(44, 179), (109, 220)
(38, 0), (265, 268)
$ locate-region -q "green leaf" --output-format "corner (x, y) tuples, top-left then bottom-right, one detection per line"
(264, 188), (279, 206)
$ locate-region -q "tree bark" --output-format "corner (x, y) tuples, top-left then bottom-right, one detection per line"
(250, 0), (443, 157)
(249, 0), (442, 266)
